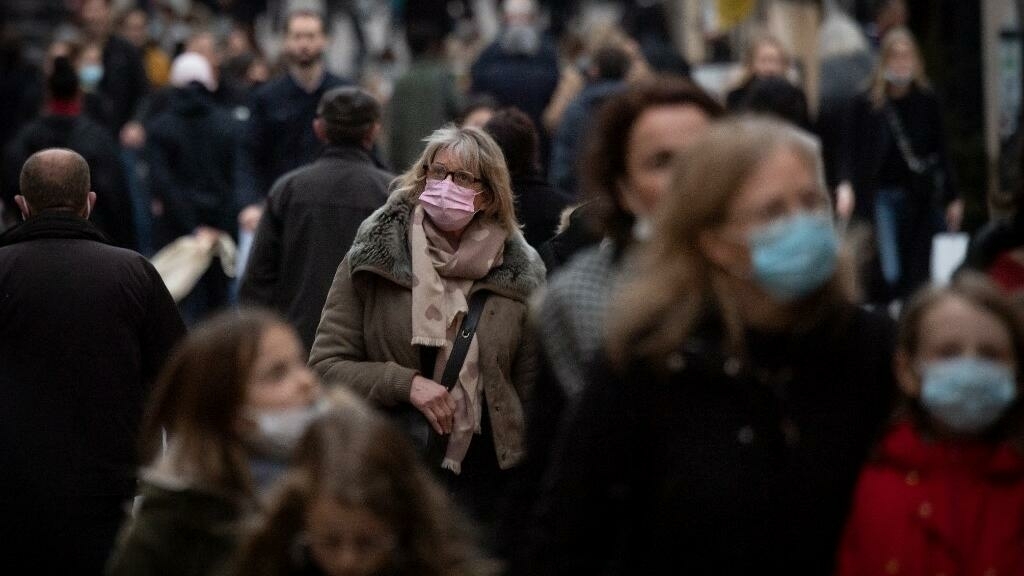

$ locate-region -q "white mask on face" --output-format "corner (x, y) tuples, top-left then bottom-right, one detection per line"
(245, 399), (329, 460)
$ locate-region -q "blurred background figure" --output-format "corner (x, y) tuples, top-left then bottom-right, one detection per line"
(528, 117), (896, 574)
(839, 27), (961, 306)
(146, 51), (240, 324)
(726, 33), (797, 110)
(108, 309), (324, 576)
(470, 0), (560, 168)
(3, 53), (136, 248)
(548, 42), (632, 198)
(484, 107), (572, 249)
(118, 7), (171, 89)
(386, 18), (462, 173)
(240, 86), (391, 352)
(233, 392), (500, 576)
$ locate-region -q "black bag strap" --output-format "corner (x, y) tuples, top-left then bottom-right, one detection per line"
(417, 290), (489, 389)
(883, 103), (934, 174)
(440, 290), (489, 389)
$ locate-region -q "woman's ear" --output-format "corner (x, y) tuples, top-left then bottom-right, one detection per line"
(894, 349), (922, 399)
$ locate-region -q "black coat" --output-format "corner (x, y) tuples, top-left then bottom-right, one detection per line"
(513, 172), (572, 249)
(146, 85), (241, 244)
(839, 87), (957, 219)
(0, 214), (185, 574)
(97, 35), (150, 132)
(3, 113), (137, 249)
(839, 87), (957, 299)
(239, 144), (391, 351)
(235, 71), (349, 205)
(527, 304), (896, 575)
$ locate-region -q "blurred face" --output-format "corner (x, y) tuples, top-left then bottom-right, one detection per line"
(306, 496), (397, 576)
(285, 14), (327, 68)
(620, 104), (711, 217)
(885, 39), (917, 80)
(246, 325), (321, 411)
(121, 11), (148, 48)
(80, 0), (111, 39)
(702, 146), (829, 278)
(752, 42), (786, 78)
(187, 33), (221, 72)
(462, 107), (494, 129)
(898, 297), (1017, 398)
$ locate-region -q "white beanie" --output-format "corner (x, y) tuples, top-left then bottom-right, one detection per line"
(169, 52), (217, 92)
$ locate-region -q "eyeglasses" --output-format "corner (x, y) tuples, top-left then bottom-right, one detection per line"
(423, 163), (482, 187)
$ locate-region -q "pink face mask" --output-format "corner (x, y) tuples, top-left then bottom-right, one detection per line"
(419, 178), (481, 231)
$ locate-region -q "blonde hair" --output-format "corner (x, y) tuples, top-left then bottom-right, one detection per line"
(733, 32), (790, 89)
(868, 27), (930, 109)
(607, 116), (850, 366)
(393, 126), (520, 233)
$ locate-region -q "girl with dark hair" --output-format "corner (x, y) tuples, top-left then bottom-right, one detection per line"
(107, 309), (324, 576)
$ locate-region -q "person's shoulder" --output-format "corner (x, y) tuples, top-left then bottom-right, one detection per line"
(544, 244), (612, 300)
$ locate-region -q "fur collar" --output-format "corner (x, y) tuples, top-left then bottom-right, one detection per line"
(347, 193), (546, 302)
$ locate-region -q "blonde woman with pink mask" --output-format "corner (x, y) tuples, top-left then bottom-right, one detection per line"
(309, 126), (545, 544)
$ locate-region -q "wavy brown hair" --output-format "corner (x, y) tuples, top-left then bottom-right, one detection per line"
(607, 116), (852, 366)
(232, 392), (499, 576)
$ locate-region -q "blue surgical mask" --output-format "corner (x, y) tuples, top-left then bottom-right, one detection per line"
(920, 357), (1017, 434)
(79, 64), (104, 91)
(749, 212), (838, 302)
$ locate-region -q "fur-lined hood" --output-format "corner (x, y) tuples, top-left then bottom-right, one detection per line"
(346, 193), (546, 302)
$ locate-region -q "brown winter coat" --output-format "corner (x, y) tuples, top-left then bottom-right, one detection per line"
(309, 194), (546, 469)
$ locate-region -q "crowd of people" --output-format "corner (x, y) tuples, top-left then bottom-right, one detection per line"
(4, 0), (1024, 575)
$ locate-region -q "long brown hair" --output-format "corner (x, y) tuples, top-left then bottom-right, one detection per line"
(607, 116), (850, 366)
(139, 308), (287, 496)
(232, 391), (499, 576)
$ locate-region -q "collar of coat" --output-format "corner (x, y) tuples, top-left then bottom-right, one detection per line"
(0, 213), (110, 248)
(346, 193), (546, 303)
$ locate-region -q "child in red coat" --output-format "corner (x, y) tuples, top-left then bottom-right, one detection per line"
(836, 272), (1024, 576)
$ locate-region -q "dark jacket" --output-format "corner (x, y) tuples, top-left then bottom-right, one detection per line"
(387, 58), (462, 172)
(470, 36), (560, 160)
(236, 71), (349, 205)
(98, 34), (150, 132)
(839, 86), (958, 218)
(106, 478), (245, 576)
(3, 112), (137, 249)
(537, 201), (603, 275)
(528, 304), (896, 575)
(239, 143), (392, 351)
(513, 171), (572, 249)
(146, 84), (241, 245)
(0, 214), (185, 574)
(548, 80), (624, 197)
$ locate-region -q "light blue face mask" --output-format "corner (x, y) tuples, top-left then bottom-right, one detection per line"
(79, 64), (104, 91)
(748, 212), (838, 302)
(920, 357), (1018, 434)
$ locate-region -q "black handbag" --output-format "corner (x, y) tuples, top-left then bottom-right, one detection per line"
(386, 291), (490, 465)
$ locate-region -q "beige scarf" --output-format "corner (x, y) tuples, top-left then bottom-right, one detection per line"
(410, 205), (506, 474)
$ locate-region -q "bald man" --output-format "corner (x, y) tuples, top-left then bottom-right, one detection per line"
(0, 149), (185, 574)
